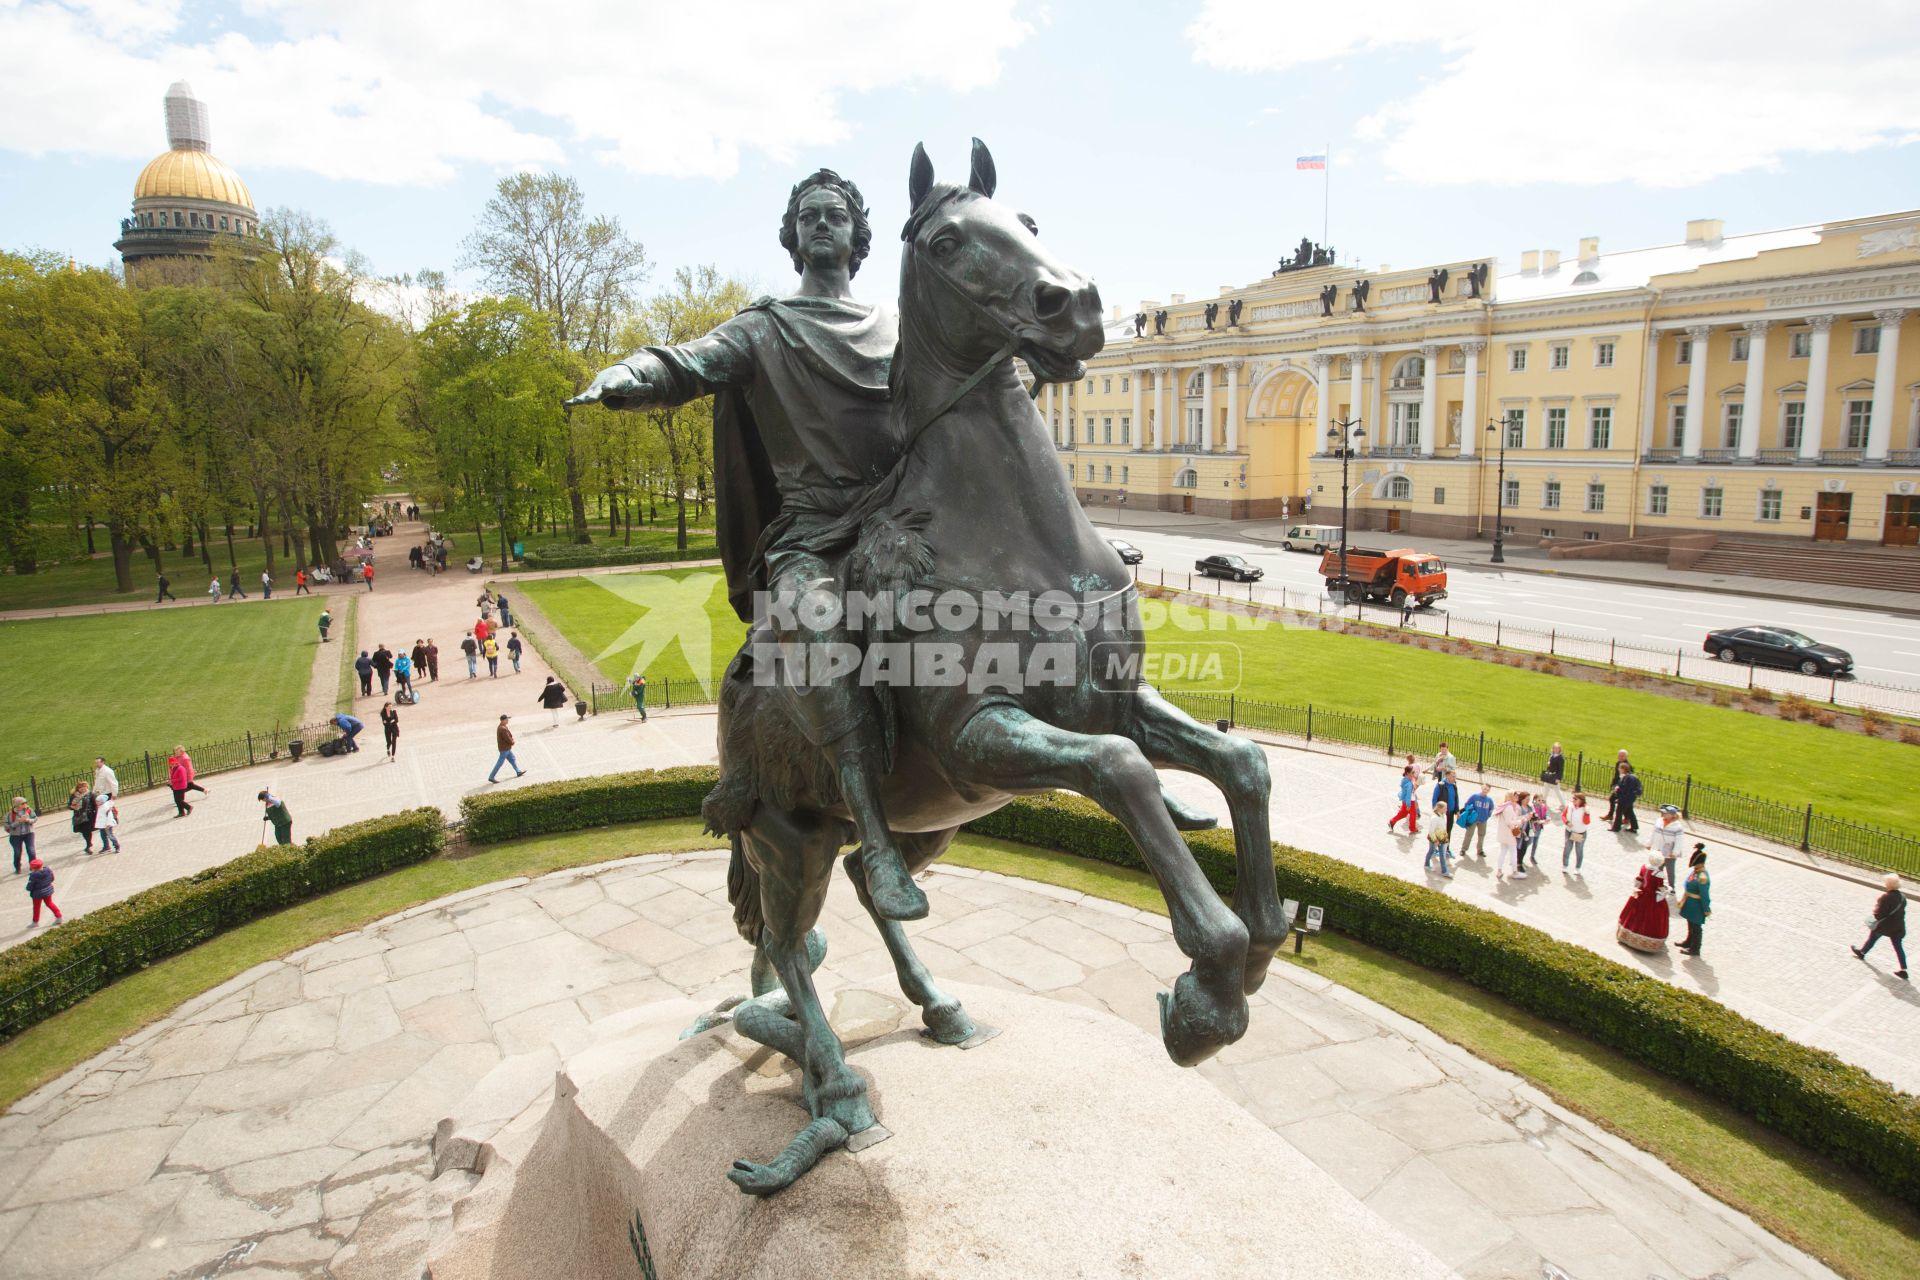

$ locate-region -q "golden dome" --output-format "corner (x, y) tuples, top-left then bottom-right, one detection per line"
(133, 148), (254, 210)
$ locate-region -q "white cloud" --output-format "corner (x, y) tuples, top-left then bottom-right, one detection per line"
(1187, 0), (1920, 187)
(0, 1), (1032, 184)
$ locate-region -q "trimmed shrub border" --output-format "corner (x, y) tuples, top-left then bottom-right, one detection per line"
(0, 808), (443, 1039)
(516, 543), (718, 571)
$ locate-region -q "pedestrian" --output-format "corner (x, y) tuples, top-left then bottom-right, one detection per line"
(426, 638), (441, 682)
(1429, 741), (1456, 781)
(461, 632), (479, 678)
(1520, 792), (1550, 870)
(1493, 791), (1524, 880)
(1431, 768), (1460, 841)
(209, 576), (222, 604)
(261, 568), (273, 599)
(25, 858), (62, 926)
(1609, 764), (1642, 834)
(93, 756), (119, 798)
(67, 782), (96, 854)
(507, 632), (523, 674)
(474, 616), (491, 645)
(1647, 805), (1686, 889)
(497, 592), (513, 628)
(295, 568), (310, 595)
(1602, 748), (1630, 823)
(332, 712), (364, 753)
(394, 651), (415, 698)
(538, 675), (570, 726)
(381, 702), (400, 760)
(1852, 874), (1909, 979)
(1423, 800), (1453, 877)
(6, 798), (36, 873)
(362, 561), (375, 591)
(1561, 792), (1592, 872)
(228, 569), (246, 599)
(1388, 766), (1418, 834)
(258, 789), (294, 845)
(477, 590), (495, 622)
(1677, 845), (1711, 956)
(488, 714), (525, 783)
(1616, 854), (1670, 953)
(354, 649), (375, 697)
(1540, 742), (1566, 814)
(166, 746), (209, 816)
(155, 573), (175, 603)
(372, 643), (394, 694)
(318, 607), (333, 643)
(93, 790), (121, 853)
(483, 634), (500, 678)
(410, 639), (427, 680)
(629, 672), (647, 720)
(1457, 783), (1492, 859)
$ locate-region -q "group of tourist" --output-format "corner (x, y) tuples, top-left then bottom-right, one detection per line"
(354, 641), (435, 701)
(461, 592), (522, 680)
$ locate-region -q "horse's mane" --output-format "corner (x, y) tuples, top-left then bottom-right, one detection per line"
(898, 184), (977, 245)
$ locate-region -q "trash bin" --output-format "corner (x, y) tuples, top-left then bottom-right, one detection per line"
(288, 739), (305, 762)
(1215, 719), (1230, 734)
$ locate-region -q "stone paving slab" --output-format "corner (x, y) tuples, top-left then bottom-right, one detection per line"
(1, 856), (1836, 1278)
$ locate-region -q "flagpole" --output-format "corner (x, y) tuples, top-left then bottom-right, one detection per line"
(1322, 139), (1330, 252)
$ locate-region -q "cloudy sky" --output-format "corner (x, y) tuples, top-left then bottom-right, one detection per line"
(4, 0), (1918, 314)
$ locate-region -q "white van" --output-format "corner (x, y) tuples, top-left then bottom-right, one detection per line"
(1279, 523), (1343, 553)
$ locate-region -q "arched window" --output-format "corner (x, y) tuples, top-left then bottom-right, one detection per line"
(1385, 475), (1413, 500)
(1187, 372), (1206, 396)
(1395, 354), (1426, 381)
(1173, 467), (1198, 489)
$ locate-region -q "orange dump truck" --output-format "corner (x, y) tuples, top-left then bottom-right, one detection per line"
(1317, 546), (1449, 608)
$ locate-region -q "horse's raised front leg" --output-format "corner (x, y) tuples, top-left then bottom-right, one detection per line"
(845, 828), (976, 1044)
(1126, 685), (1285, 995)
(951, 706), (1250, 1067)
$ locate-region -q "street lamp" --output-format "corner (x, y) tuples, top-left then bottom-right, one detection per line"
(1485, 417), (1509, 564)
(1327, 417), (1366, 604)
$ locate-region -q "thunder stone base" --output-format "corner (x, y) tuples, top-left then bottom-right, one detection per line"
(421, 982), (1454, 1279)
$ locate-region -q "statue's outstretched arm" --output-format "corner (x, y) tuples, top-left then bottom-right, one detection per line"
(566, 350), (671, 410)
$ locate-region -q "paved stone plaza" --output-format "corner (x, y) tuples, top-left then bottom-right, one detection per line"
(0, 853), (1833, 1278)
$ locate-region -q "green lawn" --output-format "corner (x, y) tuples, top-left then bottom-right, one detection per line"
(0, 535), (309, 611)
(517, 568), (746, 691)
(0, 603), (321, 785)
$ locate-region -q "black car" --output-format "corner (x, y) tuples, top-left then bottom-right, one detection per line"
(1107, 538), (1143, 565)
(1702, 625), (1853, 676)
(1195, 553), (1264, 583)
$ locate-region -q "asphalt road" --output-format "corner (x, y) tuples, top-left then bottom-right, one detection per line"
(1096, 522), (1920, 688)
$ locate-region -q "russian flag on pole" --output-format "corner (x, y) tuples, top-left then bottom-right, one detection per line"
(1296, 154), (1327, 170)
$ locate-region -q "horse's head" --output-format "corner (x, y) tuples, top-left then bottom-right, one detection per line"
(898, 138), (1103, 383)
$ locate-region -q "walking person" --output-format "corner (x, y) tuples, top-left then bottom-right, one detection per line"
(538, 675), (570, 727)
(25, 859), (62, 926)
(362, 561), (375, 591)
(1492, 792), (1524, 880)
(1457, 783), (1492, 859)
(1540, 743), (1566, 814)
(1601, 749), (1631, 823)
(1388, 766), (1419, 834)
(629, 672), (647, 721)
(258, 789), (294, 845)
(1432, 768), (1461, 842)
(1647, 805), (1686, 890)
(67, 782), (96, 854)
(426, 638), (441, 682)
(381, 702), (400, 760)
(1521, 792), (1550, 871)
(1616, 854), (1670, 952)
(477, 590), (495, 622)
(372, 644), (394, 695)
(209, 575), (222, 604)
(155, 573), (175, 603)
(483, 634), (500, 678)
(461, 632), (479, 679)
(93, 790), (121, 854)
(1609, 764), (1642, 834)
(1429, 741), (1457, 781)
(318, 607), (333, 643)
(488, 715), (525, 783)
(1422, 800), (1454, 878)
(261, 569), (273, 599)
(410, 640), (428, 682)
(295, 568), (311, 595)
(93, 756), (119, 799)
(497, 592), (513, 628)
(228, 569), (246, 599)
(6, 798), (36, 873)
(506, 632), (523, 674)
(1852, 875), (1909, 979)
(332, 712), (364, 753)
(354, 650), (375, 697)
(166, 747), (208, 816)
(1560, 792), (1592, 873)
(1677, 845), (1711, 956)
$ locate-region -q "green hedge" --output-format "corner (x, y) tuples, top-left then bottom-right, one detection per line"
(965, 792), (1920, 1210)
(0, 808), (444, 1039)
(517, 542), (718, 570)
(458, 766), (721, 844)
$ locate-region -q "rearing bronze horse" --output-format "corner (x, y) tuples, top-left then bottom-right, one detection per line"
(705, 140), (1285, 1193)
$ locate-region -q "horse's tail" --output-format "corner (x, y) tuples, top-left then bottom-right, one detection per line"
(725, 832), (763, 946)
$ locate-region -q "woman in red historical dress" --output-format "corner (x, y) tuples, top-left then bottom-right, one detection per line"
(1616, 853), (1671, 953)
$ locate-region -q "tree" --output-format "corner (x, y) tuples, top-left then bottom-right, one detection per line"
(459, 173), (649, 544)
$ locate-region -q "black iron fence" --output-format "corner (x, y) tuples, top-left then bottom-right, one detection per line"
(4, 717), (338, 815)
(1162, 691), (1920, 878)
(584, 677), (719, 717)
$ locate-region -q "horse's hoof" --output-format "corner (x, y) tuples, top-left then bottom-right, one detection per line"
(1158, 972), (1247, 1068)
(728, 1158), (791, 1197)
(866, 867), (930, 922)
(1162, 791), (1219, 831)
(922, 999), (976, 1045)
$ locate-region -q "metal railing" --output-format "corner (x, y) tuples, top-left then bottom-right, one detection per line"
(583, 677), (720, 717)
(5, 717), (338, 814)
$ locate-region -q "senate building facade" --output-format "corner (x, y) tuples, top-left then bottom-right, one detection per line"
(1053, 210), (1920, 548)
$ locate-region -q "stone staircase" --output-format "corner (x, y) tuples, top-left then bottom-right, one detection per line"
(1689, 540), (1920, 593)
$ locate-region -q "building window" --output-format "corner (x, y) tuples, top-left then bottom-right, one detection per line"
(1120, 415), (1131, 445)
(1758, 489), (1783, 521)
(1676, 338), (1692, 365)
(219, 215), (228, 230)
(1543, 481), (1562, 509)
(1540, 527), (1558, 539)
(1702, 486), (1724, 518)
(1595, 340), (1616, 368)
(1102, 377), (1112, 394)
(1121, 466), (1129, 484)
(1789, 330), (1811, 358)
(1120, 376), (1130, 393)
(1385, 475), (1412, 500)
(1648, 484), (1669, 516)
(1173, 467), (1197, 488)
(174, 211), (185, 227)
(1433, 487), (1446, 505)
(1550, 344), (1569, 370)
(1670, 404), (1687, 446)
(1846, 399), (1872, 448)
(1783, 401), (1805, 450)
(1509, 347), (1528, 372)
(1389, 401), (1422, 447)
(1724, 402), (1743, 450)
(1187, 407), (1203, 443)
(1086, 378), (1095, 394)
(1589, 405), (1613, 449)
(1856, 325), (1880, 355)
(1731, 334), (1749, 362)
(1585, 483), (1606, 512)
(1102, 416), (1113, 444)
(1085, 416), (1095, 442)
(1086, 464), (1094, 480)
(1104, 465), (1112, 482)
(1545, 407), (1568, 448)
(1188, 372), (1206, 396)
(1504, 409), (1525, 448)
(1503, 477), (1520, 508)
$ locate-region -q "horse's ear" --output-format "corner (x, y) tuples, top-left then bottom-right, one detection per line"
(909, 143), (934, 212)
(968, 137), (997, 198)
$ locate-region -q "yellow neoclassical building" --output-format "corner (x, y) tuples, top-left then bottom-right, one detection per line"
(1052, 210), (1920, 547)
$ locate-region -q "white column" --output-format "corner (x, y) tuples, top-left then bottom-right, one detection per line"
(1348, 353), (1365, 436)
(1130, 369), (1144, 451)
(1418, 344), (1439, 456)
(1312, 354), (1332, 448)
(1638, 332), (1661, 457)
(1738, 320), (1769, 460)
(1801, 316), (1832, 461)
(1200, 364), (1216, 452)
(1042, 383), (1055, 445)
(1867, 309), (1907, 461)
(1460, 341), (1482, 456)
(1062, 378), (1075, 447)
(1158, 366), (1172, 452)
(1224, 361), (1241, 453)
(1682, 325), (1710, 459)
